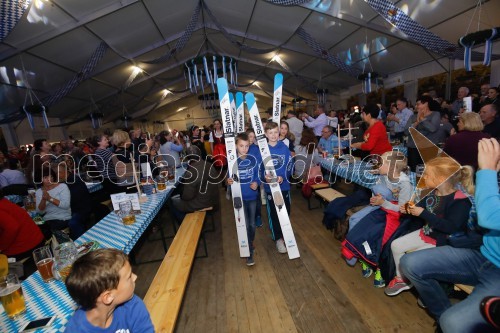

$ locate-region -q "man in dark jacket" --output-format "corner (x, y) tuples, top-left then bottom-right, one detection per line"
(169, 146), (219, 222)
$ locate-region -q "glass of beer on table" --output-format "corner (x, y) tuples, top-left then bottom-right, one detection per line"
(33, 246), (55, 282)
(0, 274), (26, 319)
(53, 242), (78, 282)
(118, 200), (136, 225)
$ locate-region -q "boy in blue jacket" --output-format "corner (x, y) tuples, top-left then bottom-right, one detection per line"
(227, 133), (261, 266)
(262, 122), (293, 254)
(65, 249), (154, 332)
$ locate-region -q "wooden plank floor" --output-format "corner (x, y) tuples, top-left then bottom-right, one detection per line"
(131, 184), (435, 333)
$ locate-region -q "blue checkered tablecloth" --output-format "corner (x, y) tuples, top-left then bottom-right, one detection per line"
(85, 182), (103, 193)
(0, 168), (185, 332)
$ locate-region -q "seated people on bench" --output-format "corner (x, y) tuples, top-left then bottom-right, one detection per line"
(65, 248), (154, 332)
(400, 138), (500, 333)
(0, 189), (44, 277)
(169, 145), (218, 223)
(0, 158), (27, 189)
(56, 162), (90, 238)
(35, 165), (83, 239)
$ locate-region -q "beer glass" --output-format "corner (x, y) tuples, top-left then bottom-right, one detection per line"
(156, 172), (167, 191)
(0, 274), (26, 319)
(53, 242), (78, 282)
(23, 196), (35, 212)
(118, 200), (136, 225)
(33, 246), (55, 282)
(167, 166), (175, 182)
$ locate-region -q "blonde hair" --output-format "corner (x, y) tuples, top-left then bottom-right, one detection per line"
(382, 151), (408, 173)
(426, 156), (475, 194)
(111, 130), (130, 147)
(460, 112), (484, 131)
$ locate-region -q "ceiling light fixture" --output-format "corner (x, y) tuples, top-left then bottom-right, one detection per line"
(123, 66), (143, 89)
(161, 89), (172, 99)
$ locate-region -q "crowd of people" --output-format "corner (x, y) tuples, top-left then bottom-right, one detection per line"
(1, 81), (499, 332)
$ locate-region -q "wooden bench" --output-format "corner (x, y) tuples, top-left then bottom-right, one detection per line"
(306, 183), (330, 209)
(454, 284), (474, 294)
(144, 211), (206, 333)
(315, 188), (345, 205)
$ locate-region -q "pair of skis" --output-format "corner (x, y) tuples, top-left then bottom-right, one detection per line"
(217, 75), (299, 260)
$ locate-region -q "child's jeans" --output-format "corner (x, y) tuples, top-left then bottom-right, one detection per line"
(265, 190), (291, 241)
(243, 199), (257, 254)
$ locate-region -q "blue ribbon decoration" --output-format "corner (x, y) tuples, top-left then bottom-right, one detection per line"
(41, 106), (50, 128)
(484, 28), (497, 66)
(459, 36), (473, 71)
(222, 56), (227, 80)
(22, 106), (35, 130)
(229, 58), (234, 86)
(203, 56), (211, 84)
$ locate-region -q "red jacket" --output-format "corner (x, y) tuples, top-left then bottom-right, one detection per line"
(360, 121), (393, 155)
(0, 198), (44, 256)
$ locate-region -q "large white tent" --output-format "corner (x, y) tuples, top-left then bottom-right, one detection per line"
(1, 0), (499, 143)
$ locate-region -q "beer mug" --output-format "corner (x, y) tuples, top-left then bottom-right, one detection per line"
(0, 274), (26, 319)
(53, 242), (78, 282)
(167, 166), (175, 182)
(118, 200), (136, 225)
(156, 172), (167, 191)
(23, 195), (35, 212)
(33, 246), (55, 283)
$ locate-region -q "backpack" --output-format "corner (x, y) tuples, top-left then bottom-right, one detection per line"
(301, 176), (328, 199)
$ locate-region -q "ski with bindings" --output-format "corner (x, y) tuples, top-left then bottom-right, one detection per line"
(245, 92), (300, 260)
(217, 78), (250, 257)
(236, 92), (245, 134)
(272, 73), (283, 124)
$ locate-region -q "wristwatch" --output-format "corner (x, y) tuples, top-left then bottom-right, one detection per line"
(49, 197), (54, 203)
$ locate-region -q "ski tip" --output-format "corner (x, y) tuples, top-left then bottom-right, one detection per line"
(244, 93), (255, 108)
(236, 91), (243, 104)
(274, 73), (283, 86)
(229, 92), (234, 104)
(217, 77), (228, 87)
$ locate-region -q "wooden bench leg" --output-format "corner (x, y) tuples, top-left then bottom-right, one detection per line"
(196, 232), (209, 258)
(203, 212), (215, 232)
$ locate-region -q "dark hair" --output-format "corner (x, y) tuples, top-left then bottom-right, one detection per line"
(245, 128), (255, 135)
(299, 128), (317, 154)
(397, 97), (408, 105)
(90, 135), (105, 148)
(66, 249), (128, 310)
(362, 103), (380, 119)
(235, 132), (249, 144)
(34, 165), (56, 184)
(159, 130), (171, 145)
(489, 87), (499, 93)
(33, 139), (46, 152)
(417, 95), (434, 106)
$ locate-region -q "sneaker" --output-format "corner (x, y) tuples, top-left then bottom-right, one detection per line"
(246, 256), (255, 266)
(256, 215), (262, 228)
(417, 297), (427, 309)
(276, 239), (287, 253)
(384, 277), (413, 296)
(360, 261), (373, 278)
(373, 269), (386, 288)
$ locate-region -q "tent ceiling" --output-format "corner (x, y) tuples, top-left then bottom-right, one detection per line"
(1, 0), (499, 124)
